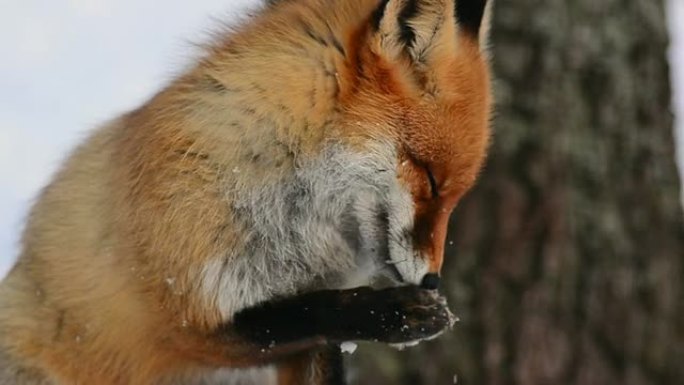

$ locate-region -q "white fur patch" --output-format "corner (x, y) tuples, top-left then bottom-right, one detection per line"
(201, 141), (426, 319)
(384, 176), (430, 285)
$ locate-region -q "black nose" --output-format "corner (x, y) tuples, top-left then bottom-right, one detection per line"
(420, 273), (440, 290)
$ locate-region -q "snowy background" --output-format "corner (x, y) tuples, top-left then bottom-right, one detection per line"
(1, 0), (683, 278)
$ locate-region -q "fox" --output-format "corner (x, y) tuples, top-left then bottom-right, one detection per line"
(0, 0), (493, 384)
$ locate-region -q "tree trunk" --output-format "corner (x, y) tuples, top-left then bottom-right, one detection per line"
(350, 0), (684, 384)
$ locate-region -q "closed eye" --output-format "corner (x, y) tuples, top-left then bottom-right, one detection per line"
(425, 167), (439, 199)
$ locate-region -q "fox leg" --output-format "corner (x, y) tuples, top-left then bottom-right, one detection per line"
(277, 346), (344, 385)
(308, 346), (344, 385)
(229, 285), (453, 347)
(245, 286), (453, 384)
(173, 286), (452, 375)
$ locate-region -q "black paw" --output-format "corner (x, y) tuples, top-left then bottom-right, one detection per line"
(327, 286), (455, 344)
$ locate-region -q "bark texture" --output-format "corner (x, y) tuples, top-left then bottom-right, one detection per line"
(350, 0), (684, 384)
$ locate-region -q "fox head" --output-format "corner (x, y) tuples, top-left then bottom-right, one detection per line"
(198, 0), (492, 299)
(337, 0), (493, 288)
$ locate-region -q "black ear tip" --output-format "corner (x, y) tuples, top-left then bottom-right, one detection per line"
(370, 0), (391, 31)
(420, 273), (441, 290)
(455, 0), (488, 36)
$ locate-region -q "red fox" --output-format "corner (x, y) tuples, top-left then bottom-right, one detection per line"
(0, 0), (493, 384)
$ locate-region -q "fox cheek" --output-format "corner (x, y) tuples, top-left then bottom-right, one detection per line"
(412, 201), (452, 275)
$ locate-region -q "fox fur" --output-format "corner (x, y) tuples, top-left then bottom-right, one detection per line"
(0, 0), (493, 384)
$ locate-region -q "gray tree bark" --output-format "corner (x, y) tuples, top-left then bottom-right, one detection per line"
(350, 0), (684, 384)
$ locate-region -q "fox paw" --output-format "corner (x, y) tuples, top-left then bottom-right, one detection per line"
(331, 286), (455, 345)
(377, 286), (455, 344)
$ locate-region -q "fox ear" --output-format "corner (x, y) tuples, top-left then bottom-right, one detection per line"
(455, 0), (490, 38)
(470, 0), (494, 53)
(370, 0), (491, 60)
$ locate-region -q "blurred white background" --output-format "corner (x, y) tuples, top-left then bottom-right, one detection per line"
(1, 0), (683, 278)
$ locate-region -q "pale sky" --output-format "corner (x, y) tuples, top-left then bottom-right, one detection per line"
(1, 0), (683, 278)
(0, 0), (257, 277)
